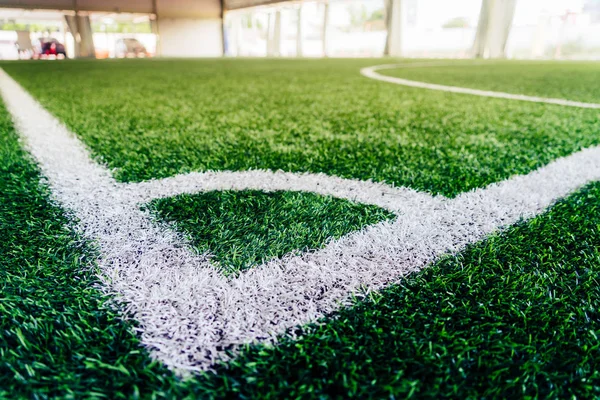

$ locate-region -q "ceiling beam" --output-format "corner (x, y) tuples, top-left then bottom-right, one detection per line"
(224, 0), (293, 11)
(0, 0), (222, 18)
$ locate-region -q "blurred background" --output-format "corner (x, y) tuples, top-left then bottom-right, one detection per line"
(0, 0), (598, 60)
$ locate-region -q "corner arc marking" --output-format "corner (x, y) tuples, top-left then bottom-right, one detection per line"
(1, 65), (599, 372)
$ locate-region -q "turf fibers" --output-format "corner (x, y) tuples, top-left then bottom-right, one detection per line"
(0, 101), (185, 398)
(2, 95), (600, 397)
(380, 60), (600, 103)
(1, 59), (600, 398)
(195, 181), (600, 399)
(3, 59), (600, 197)
(148, 190), (395, 274)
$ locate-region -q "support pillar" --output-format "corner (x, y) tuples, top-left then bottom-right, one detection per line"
(151, 0), (224, 58)
(322, 0), (329, 57)
(156, 18), (223, 57)
(151, 0), (161, 57)
(296, 3), (303, 57)
(64, 14), (95, 58)
(266, 12), (273, 56)
(472, 0), (517, 58)
(220, 0), (226, 56)
(384, 0), (402, 57)
(273, 9), (282, 56)
(150, 17), (161, 56)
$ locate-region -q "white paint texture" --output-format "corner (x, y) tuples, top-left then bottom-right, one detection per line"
(1, 65), (599, 371)
(361, 64), (600, 109)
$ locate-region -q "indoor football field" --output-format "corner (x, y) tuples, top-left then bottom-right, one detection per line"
(1, 58), (600, 398)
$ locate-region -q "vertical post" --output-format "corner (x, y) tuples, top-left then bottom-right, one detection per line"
(499, 0), (517, 57)
(70, 0), (96, 59)
(72, 0), (81, 58)
(76, 14), (96, 58)
(296, 3), (303, 57)
(322, 0), (329, 57)
(220, 0), (226, 56)
(487, 0), (516, 58)
(64, 14), (77, 57)
(151, 0), (161, 57)
(472, 0), (491, 58)
(384, 0), (391, 56)
(62, 19), (70, 57)
(59, 18), (67, 55)
(273, 9), (282, 56)
(386, 0), (402, 57)
(65, 11), (94, 59)
(472, 0), (516, 58)
(266, 12), (273, 56)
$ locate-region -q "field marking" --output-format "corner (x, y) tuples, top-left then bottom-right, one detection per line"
(127, 170), (435, 212)
(2, 66), (600, 372)
(361, 64), (600, 109)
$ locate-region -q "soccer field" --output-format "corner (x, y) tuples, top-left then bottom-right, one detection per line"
(1, 59), (600, 398)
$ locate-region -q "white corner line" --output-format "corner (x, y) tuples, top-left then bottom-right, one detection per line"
(126, 169), (438, 213)
(361, 64), (600, 109)
(1, 65), (599, 372)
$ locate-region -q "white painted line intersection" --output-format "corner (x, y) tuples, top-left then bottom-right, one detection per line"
(1, 65), (599, 371)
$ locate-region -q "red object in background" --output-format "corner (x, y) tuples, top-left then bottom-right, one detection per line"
(44, 42), (58, 55)
(34, 38), (67, 59)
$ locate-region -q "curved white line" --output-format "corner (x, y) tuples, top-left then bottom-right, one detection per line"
(361, 64), (600, 109)
(127, 169), (434, 213)
(2, 66), (600, 372)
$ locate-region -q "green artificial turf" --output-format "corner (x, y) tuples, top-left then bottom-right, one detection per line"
(2, 59), (600, 398)
(1, 89), (600, 397)
(149, 190), (395, 274)
(0, 99), (183, 398)
(194, 180), (600, 399)
(2, 59), (599, 197)
(380, 60), (600, 103)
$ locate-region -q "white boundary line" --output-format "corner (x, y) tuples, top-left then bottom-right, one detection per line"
(127, 169), (435, 212)
(1, 66), (600, 371)
(361, 64), (600, 109)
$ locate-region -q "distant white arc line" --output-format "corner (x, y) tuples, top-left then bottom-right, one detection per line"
(1, 66), (600, 372)
(361, 64), (600, 109)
